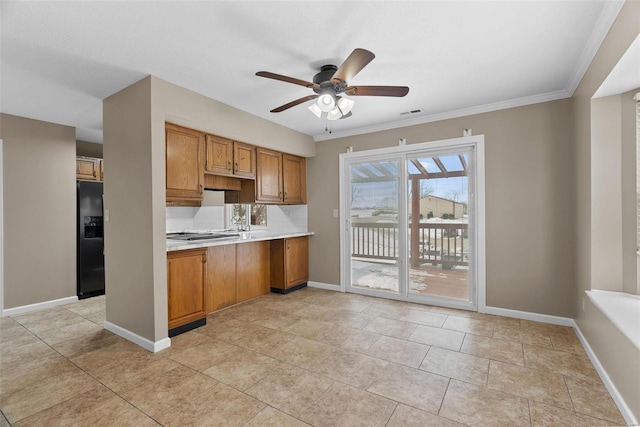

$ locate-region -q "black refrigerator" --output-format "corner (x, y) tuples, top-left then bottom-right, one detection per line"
(77, 181), (105, 299)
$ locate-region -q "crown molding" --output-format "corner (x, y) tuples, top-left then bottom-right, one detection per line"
(565, 0), (625, 97)
(313, 89), (570, 142)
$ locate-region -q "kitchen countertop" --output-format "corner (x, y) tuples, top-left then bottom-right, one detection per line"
(166, 230), (313, 252)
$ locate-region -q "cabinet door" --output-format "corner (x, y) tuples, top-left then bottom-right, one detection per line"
(205, 134), (233, 175)
(166, 123), (205, 201)
(98, 159), (104, 182)
(285, 236), (309, 288)
(233, 141), (256, 178)
(256, 148), (283, 203)
(76, 157), (99, 181)
(206, 245), (237, 313)
(236, 241), (270, 302)
(282, 154), (306, 204)
(167, 249), (206, 330)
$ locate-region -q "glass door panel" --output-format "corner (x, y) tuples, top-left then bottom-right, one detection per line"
(407, 151), (473, 304)
(349, 159), (401, 294)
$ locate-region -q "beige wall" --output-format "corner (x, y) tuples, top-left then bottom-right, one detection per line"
(573, 0), (640, 421)
(103, 77), (158, 340)
(590, 95), (623, 291)
(0, 114), (76, 308)
(590, 89), (639, 294)
(103, 76), (314, 343)
(76, 140), (103, 158)
(308, 99), (575, 317)
(621, 89), (639, 295)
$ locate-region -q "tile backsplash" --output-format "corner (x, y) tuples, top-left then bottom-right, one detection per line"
(166, 203), (307, 233)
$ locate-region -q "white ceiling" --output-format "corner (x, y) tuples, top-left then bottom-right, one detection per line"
(0, 1), (624, 144)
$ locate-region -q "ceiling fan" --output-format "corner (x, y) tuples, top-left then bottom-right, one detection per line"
(256, 48), (409, 121)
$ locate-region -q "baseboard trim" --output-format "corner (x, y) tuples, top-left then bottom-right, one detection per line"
(485, 306), (637, 425)
(271, 282), (307, 294)
(1, 296), (78, 317)
(573, 322), (639, 427)
(307, 281), (341, 291)
(484, 306), (574, 327)
(103, 321), (171, 353)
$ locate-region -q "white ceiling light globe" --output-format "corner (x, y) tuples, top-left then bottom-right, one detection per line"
(327, 106), (342, 121)
(317, 93), (335, 112)
(337, 97), (355, 115)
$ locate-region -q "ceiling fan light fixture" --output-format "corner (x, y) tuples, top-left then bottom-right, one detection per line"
(317, 93), (336, 112)
(308, 102), (323, 118)
(327, 106), (343, 121)
(337, 97), (355, 115)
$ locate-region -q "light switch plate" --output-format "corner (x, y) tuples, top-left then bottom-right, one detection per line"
(333, 209), (339, 218)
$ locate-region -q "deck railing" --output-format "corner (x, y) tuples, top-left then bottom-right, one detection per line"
(351, 222), (469, 268)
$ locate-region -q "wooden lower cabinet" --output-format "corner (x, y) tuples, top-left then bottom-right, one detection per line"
(203, 241), (271, 314)
(173, 238), (305, 320)
(167, 249), (207, 330)
(271, 236), (309, 292)
(236, 241), (271, 302)
(205, 245), (237, 312)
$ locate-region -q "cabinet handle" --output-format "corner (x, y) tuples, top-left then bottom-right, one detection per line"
(199, 184), (203, 193)
(234, 162), (238, 173)
(93, 170), (97, 177)
(227, 161), (232, 170)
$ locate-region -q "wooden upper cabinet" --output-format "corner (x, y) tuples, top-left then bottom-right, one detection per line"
(233, 141), (256, 179)
(167, 248), (207, 330)
(76, 157), (100, 181)
(166, 123), (205, 204)
(256, 149), (306, 204)
(205, 134), (255, 179)
(256, 148), (283, 203)
(98, 159), (104, 181)
(283, 154), (306, 204)
(205, 134), (233, 175)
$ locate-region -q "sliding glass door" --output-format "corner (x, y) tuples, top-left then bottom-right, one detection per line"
(341, 137), (482, 311)
(347, 158), (403, 295)
(406, 150), (474, 304)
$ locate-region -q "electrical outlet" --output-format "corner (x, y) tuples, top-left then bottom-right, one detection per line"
(333, 209), (339, 218)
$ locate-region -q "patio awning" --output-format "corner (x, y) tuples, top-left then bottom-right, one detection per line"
(351, 154), (468, 183)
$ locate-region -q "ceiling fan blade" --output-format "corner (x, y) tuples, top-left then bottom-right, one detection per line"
(345, 85), (409, 97)
(256, 71), (320, 89)
(330, 48), (375, 85)
(270, 95), (318, 113)
(340, 111), (353, 120)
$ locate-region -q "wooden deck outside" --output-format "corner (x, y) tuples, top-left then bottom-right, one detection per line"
(351, 258), (469, 300)
(350, 221), (470, 300)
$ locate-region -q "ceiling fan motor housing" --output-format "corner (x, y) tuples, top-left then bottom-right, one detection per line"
(313, 65), (345, 94)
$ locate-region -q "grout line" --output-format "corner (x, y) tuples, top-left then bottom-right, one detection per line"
(437, 377), (452, 416)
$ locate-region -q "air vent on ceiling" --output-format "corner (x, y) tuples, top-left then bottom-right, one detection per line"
(400, 108), (423, 116)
